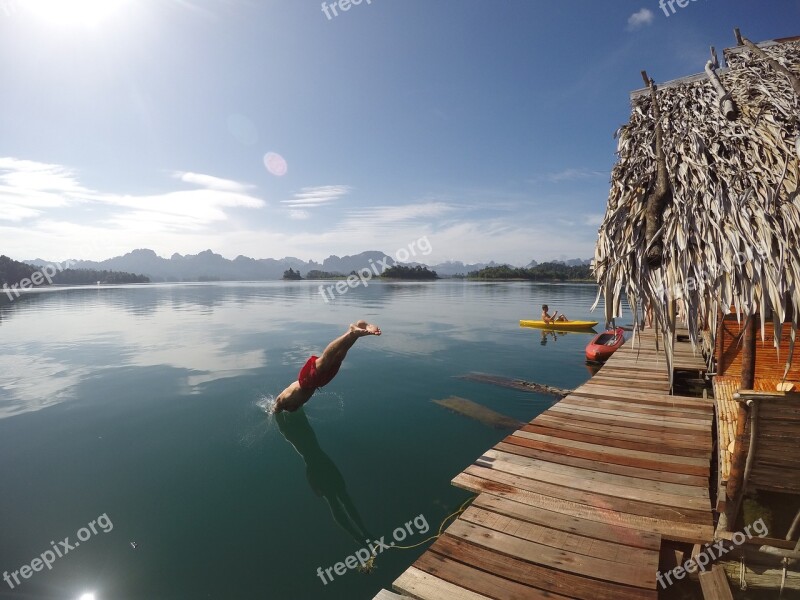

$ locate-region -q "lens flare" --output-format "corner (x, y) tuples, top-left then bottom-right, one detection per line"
(263, 152), (288, 177)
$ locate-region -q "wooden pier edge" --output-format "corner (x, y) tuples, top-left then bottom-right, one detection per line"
(375, 330), (715, 600)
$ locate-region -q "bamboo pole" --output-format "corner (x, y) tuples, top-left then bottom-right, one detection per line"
(705, 49), (737, 120)
(641, 72), (672, 269)
(741, 34), (800, 96)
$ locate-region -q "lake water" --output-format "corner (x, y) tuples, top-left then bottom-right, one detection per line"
(0, 281), (615, 600)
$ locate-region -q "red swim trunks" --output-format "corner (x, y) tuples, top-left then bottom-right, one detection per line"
(298, 355), (341, 390)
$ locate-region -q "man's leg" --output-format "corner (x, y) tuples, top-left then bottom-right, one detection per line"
(316, 320), (380, 373)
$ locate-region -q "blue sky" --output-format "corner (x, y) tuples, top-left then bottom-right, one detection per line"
(0, 0), (795, 264)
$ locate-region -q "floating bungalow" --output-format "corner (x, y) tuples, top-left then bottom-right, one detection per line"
(594, 30), (800, 596)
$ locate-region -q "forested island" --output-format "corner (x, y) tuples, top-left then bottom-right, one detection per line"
(381, 265), (438, 280)
(52, 269), (150, 285)
(1, 255), (149, 288)
(468, 262), (592, 282)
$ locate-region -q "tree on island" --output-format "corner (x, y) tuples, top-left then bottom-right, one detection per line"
(381, 265), (438, 280)
(305, 270), (345, 280)
(52, 269), (150, 285)
(282, 267), (303, 280)
(468, 262), (592, 281)
(0, 255), (36, 286)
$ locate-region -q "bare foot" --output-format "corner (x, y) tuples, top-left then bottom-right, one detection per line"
(351, 321), (381, 336)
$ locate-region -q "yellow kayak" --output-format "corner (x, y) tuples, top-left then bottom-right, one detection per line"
(520, 319), (598, 331)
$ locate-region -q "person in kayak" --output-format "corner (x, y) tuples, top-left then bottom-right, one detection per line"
(541, 304), (569, 323)
(273, 320), (382, 413)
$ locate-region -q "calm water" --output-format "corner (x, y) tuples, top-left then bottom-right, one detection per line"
(0, 281), (615, 600)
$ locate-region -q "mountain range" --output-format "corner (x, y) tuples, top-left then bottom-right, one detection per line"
(25, 249), (591, 282)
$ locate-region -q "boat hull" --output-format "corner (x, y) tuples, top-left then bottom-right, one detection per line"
(520, 320), (599, 331)
(585, 327), (625, 362)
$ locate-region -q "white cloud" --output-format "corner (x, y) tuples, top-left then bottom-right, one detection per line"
(627, 8), (654, 30)
(280, 185), (350, 209)
(0, 157), (265, 233)
(288, 210), (310, 220)
(174, 171), (256, 193)
(535, 168), (608, 184)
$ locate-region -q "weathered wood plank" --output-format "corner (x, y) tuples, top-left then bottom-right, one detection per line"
(494, 441), (709, 486)
(413, 550), (576, 600)
(430, 534), (657, 600)
(393, 566), (493, 600)
(452, 472), (714, 543)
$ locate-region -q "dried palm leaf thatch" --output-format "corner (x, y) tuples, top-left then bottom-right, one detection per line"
(594, 40), (800, 382)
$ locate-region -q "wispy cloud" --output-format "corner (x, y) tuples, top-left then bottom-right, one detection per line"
(0, 158), (265, 231)
(339, 202), (455, 230)
(627, 8), (654, 30)
(280, 185), (350, 209)
(532, 168), (608, 184)
(288, 209), (310, 220)
(174, 171), (255, 193)
(0, 158), (90, 221)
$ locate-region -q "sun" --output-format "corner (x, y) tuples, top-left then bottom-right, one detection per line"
(22, 0), (131, 27)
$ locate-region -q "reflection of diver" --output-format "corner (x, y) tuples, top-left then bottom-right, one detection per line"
(275, 409), (373, 545)
(540, 330), (559, 345)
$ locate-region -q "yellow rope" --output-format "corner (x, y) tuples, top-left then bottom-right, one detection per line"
(391, 496), (474, 550)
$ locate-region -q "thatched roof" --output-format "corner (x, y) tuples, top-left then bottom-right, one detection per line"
(594, 36), (800, 379)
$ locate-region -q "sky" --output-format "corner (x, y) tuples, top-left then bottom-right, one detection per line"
(0, 0), (796, 265)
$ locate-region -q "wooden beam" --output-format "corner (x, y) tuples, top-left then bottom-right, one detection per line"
(742, 34), (800, 96)
(741, 315), (756, 390)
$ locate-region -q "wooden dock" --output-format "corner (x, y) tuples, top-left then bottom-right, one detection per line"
(376, 330), (715, 600)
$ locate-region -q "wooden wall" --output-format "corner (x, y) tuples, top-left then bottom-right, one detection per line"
(715, 314), (800, 381)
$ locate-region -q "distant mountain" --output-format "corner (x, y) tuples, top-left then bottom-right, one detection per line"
(24, 250), (592, 282)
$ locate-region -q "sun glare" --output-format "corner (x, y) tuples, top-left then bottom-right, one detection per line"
(23, 0), (130, 27)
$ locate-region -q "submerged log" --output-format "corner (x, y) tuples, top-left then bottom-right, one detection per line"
(457, 373), (572, 398)
(432, 397), (524, 430)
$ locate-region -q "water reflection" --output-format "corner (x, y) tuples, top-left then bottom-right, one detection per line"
(276, 410), (373, 545)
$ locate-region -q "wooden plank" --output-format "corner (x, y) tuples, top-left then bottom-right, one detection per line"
(545, 404), (709, 431)
(576, 383), (714, 410)
(511, 430), (710, 469)
(535, 408), (711, 437)
(374, 590), (408, 600)
(429, 534), (657, 600)
(558, 394), (711, 419)
(494, 441), (709, 486)
(471, 493), (661, 551)
(461, 465), (710, 523)
(452, 472), (714, 543)
(459, 505), (658, 568)
(414, 550), (576, 600)
(698, 564), (734, 600)
(555, 395), (712, 421)
(504, 431), (709, 476)
(481, 449), (709, 499)
(520, 423), (710, 458)
(432, 397), (523, 429)
(393, 566), (493, 600)
(476, 452), (709, 510)
(441, 519), (655, 589)
(532, 413), (711, 450)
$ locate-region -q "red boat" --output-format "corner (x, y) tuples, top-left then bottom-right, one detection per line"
(585, 327), (625, 362)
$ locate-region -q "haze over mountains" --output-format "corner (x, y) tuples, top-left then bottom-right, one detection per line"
(26, 249), (591, 282)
